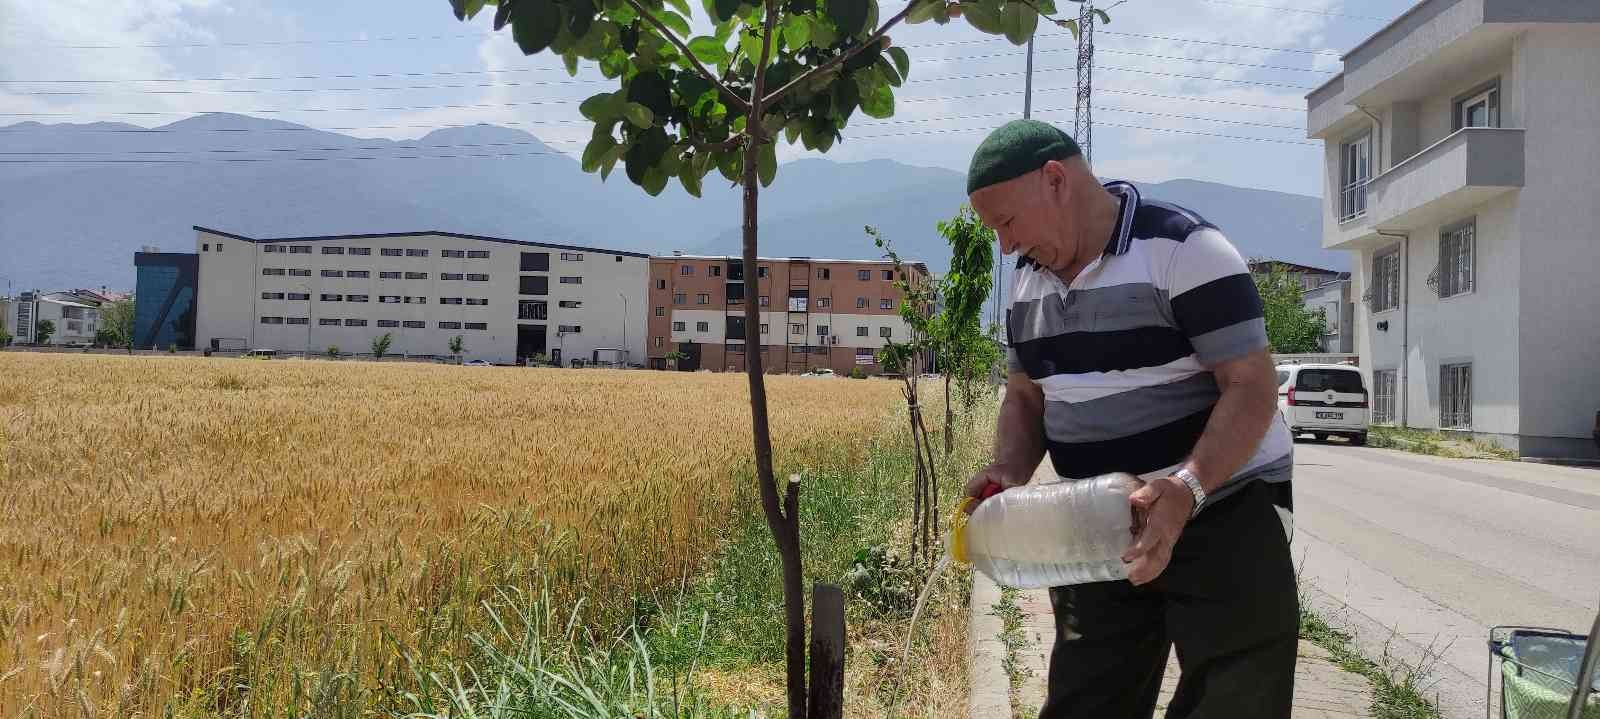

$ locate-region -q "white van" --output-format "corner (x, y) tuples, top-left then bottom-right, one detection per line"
(1276, 363), (1370, 445)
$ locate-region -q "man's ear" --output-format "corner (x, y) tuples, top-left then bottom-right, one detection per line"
(1040, 160), (1072, 204)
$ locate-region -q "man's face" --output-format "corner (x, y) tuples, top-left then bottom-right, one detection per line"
(969, 165), (1076, 273)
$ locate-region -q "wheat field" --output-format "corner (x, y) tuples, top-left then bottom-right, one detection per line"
(0, 353), (903, 718)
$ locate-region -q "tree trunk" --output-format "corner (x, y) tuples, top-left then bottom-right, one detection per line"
(741, 137), (807, 719)
(904, 381), (924, 562)
(943, 373), (953, 455)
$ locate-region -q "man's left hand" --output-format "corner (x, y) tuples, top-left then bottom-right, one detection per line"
(1121, 476), (1196, 585)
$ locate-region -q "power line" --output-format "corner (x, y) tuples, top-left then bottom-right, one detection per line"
(1191, 0), (1391, 21)
(1096, 30), (1341, 56)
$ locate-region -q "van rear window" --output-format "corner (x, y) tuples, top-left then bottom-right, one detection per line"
(1295, 369), (1364, 393)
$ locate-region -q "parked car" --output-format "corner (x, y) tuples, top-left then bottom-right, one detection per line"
(241, 349), (278, 360)
(1276, 362), (1370, 445)
(463, 359), (492, 367)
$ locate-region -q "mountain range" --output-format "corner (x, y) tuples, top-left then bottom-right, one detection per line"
(0, 113), (1341, 296)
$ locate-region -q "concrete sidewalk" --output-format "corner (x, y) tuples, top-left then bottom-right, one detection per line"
(969, 575), (1374, 719)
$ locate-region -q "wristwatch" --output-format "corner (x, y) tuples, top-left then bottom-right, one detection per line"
(1172, 467), (1207, 518)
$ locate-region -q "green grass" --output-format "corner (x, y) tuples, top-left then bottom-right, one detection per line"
(1298, 605), (1444, 719)
(991, 586), (1034, 718)
(1368, 425), (1518, 460)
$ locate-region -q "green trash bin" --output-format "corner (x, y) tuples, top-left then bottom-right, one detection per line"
(1499, 631), (1600, 719)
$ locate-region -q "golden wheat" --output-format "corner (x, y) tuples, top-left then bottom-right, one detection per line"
(0, 353), (902, 717)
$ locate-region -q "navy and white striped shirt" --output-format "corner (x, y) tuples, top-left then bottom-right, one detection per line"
(1006, 181), (1293, 508)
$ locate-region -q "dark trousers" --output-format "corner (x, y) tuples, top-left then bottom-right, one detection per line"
(1039, 479), (1299, 719)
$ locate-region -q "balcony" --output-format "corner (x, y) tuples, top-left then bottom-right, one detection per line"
(1328, 127), (1522, 249)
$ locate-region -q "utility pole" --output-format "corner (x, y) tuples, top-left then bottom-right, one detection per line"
(618, 291), (628, 368)
(1073, 0), (1097, 165)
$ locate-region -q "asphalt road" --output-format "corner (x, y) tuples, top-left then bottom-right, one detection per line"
(1292, 441), (1600, 718)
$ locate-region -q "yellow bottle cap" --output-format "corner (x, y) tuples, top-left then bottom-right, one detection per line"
(950, 498), (976, 564)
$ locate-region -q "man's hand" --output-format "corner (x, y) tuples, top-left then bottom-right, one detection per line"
(1121, 475), (1196, 585)
(963, 462), (1031, 513)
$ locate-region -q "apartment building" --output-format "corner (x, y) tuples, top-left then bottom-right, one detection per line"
(190, 226), (648, 365)
(646, 255), (931, 374)
(1307, 0), (1600, 456)
(4, 290), (101, 345)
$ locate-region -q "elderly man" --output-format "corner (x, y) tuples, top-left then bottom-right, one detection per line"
(963, 119), (1297, 718)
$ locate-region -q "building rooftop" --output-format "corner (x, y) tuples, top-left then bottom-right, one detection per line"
(658, 254), (931, 272)
(194, 225), (651, 259)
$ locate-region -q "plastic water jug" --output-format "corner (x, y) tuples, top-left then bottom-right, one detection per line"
(951, 472), (1142, 588)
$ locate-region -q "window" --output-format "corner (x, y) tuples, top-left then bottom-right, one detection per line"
(857, 269), (870, 281)
(260, 316), (284, 325)
(466, 298), (488, 306)
(287, 292), (310, 301)
(521, 252), (550, 271)
(344, 319), (367, 327)
(727, 283), (744, 304)
(696, 293), (710, 305)
(519, 300), (549, 320)
(520, 276), (548, 295)
(1455, 82), (1500, 130)
(656, 279), (667, 290)
(673, 293), (687, 305)
(287, 317), (309, 325)
(790, 323), (805, 336)
(319, 318), (341, 326)
(816, 325), (830, 337)
(1440, 363), (1472, 429)
(679, 265), (694, 276)
(439, 321), (462, 330)
(655, 307), (665, 316)
(881, 298), (893, 310)
(262, 268), (286, 276)
(442, 249), (466, 258)
(558, 300), (583, 308)
(378, 319), (400, 328)
(468, 250), (490, 259)
(216, 243), (222, 253)
(403, 320), (426, 329)
(347, 270), (370, 279)
(615, 256), (623, 262)
(380, 271), (402, 279)
(323, 247), (345, 255)
(262, 291), (285, 300)
(759, 323), (769, 334)
(440, 297), (464, 305)
(262, 245), (281, 253)
(880, 327), (892, 338)
(757, 266), (769, 278)
(1371, 249), (1401, 312)
(1438, 221), (1475, 298)
(404, 272), (427, 280)
(759, 295), (769, 307)
(788, 290), (808, 312)
(817, 268), (830, 279)
(347, 294), (369, 303)
(709, 265), (721, 277)
(406, 249), (429, 257)
(467, 273), (488, 282)
(382, 248), (404, 257)
(654, 337), (664, 348)
(321, 294), (343, 302)
(1372, 369), (1397, 425)
(322, 270), (344, 278)
(441, 273), (465, 281)
(561, 252), (584, 261)
(1340, 132), (1371, 222)
(465, 322), (487, 330)
(350, 247), (371, 256)
(696, 321), (710, 332)
(290, 246), (312, 254)
(202, 243), (209, 252)
(404, 296), (426, 304)
(558, 325), (582, 333)
(559, 276), (583, 284)
(856, 297), (867, 309)
(289, 269), (312, 277)
(856, 326), (868, 337)
(878, 270), (890, 281)
(380, 295), (402, 303)
(673, 321), (686, 331)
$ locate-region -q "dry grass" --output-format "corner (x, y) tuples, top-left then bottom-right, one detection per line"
(0, 353), (903, 718)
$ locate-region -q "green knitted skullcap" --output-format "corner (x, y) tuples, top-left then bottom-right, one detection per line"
(966, 119), (1083, 195)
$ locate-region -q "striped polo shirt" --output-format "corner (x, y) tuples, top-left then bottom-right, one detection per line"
(1006, 181), (1293, 509)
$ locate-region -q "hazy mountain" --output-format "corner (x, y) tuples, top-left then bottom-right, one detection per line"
(0, 113), (1337, 295)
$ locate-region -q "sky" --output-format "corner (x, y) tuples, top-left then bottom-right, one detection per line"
(0, 0), (1417, 197)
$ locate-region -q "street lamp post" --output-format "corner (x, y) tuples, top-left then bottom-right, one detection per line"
(296, 282), (314, 358)
(618, 291), (628, 368)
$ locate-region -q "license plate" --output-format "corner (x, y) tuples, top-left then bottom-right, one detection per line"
(1315, 411), (1344, 420)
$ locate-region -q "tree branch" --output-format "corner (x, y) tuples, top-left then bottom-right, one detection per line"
(760, 0), (930, 107)
(691, 136), (746, 153)
(619, 0), (752, 112)
(748, 0), (782, 138)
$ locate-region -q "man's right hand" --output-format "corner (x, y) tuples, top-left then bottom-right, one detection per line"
(964, 462), (1030, 513)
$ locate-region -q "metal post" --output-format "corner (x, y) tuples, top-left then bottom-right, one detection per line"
(618, 292), (628, 368)
(1023, 36), (1035, 119)
(1568, 601), (1600, 719)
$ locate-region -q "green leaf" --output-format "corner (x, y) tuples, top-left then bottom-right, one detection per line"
(808, 17), (839, 46)
(1056, 17), (1079, 40)
(859, 81), (893, 118)
(623, 102), (655, 128)
(567, 0), (596, 37)
(1001, 1), (1037, 45)
(612, 3), (638, 24)
(679, 162), (703, 197)
(906, 0), (943, 24)
(784, 118), (804, 144)
(581, 134), (616, 172)
(1094, 8), (1110, 24)
(757, 142), (777, 187)
(626, 70), (673, 116)
(875, 57), (902, 87)
(782, 14), (811, 49)
(493, 1), (514, 30)
(832, 78), (860, 118)
(643, 165), (670, 196)
(887, 46), (910, 80)
(599, 144), (626, 181)
(961, 0), (1003, 34)
(624, 127), (670, 186)
(512, 0), (563, 54)
(740, 30), (765, 66)
(450, 0), (469, 22)
(713, 0), (740, 22)
(657, 9), (692, 37)
(667, 0), (694, 18)
(563, 52), (580, 75)
(717, 148), (743, 182)
(826, 0), (869, 37)
(687, 35), (727, 63)
(579, 91), (625, 122)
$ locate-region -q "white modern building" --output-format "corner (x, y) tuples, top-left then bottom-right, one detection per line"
(1307, 0), (1600, 457)
(4, 291), (101, 345)
(193, 227), (649, 366)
